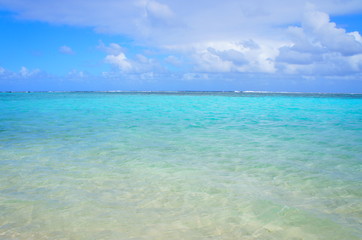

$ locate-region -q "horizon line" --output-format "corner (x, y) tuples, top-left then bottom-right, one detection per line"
(1, 90), (362, 95)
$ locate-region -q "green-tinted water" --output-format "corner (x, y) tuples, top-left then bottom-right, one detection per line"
(0, 92), (361, 239)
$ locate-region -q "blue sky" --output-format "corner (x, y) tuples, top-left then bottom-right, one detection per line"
(0, 0), (362, 92)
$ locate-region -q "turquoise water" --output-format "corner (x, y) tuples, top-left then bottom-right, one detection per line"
(0, 92), (361, 240)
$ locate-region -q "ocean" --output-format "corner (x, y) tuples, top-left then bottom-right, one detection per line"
(0, 92), (361, 239)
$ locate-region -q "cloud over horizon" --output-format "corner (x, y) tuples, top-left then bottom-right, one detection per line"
(0, 0), (362, 92)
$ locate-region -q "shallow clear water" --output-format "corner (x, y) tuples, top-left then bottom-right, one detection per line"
(0, 92), (361, 239)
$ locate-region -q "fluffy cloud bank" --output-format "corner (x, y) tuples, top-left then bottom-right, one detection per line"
(276, 9), (362, 76)
(1, 0), (361, 44)
(157, 8), (362, 77)
(188, 40), (278, 73)
(1, 0), (362, 79)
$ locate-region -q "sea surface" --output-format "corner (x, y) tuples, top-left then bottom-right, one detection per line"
(0, 92), (361, 240)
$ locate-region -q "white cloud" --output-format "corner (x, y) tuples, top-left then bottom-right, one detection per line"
(300, 9), (362, 56)
(276, 8), (362, 76)
(277, 47), (316, 65)
(179, 8), (362, 77)
(20, 66), (28, 77)
(105, 52), (133, 72)
(68, 69), (86, 78)
(99, 42), (134, 72)
(192, 48), (234, 72)
(1, 0), (362, 79)
(19, 66), (40, 78)
(208, 48), (248, 66)
(59, 45), (74, 54)
(0, 66), (43, 79)
(349, 31), (362, 43)
(97, 41), (124, 55)
(101, 42), (159, 73)
(144, 0), (173, 19)
(1, 0), (361, 44)
(189, 40), (279, 73)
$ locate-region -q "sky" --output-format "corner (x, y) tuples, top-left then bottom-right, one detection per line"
(0, 0), (362, 92)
